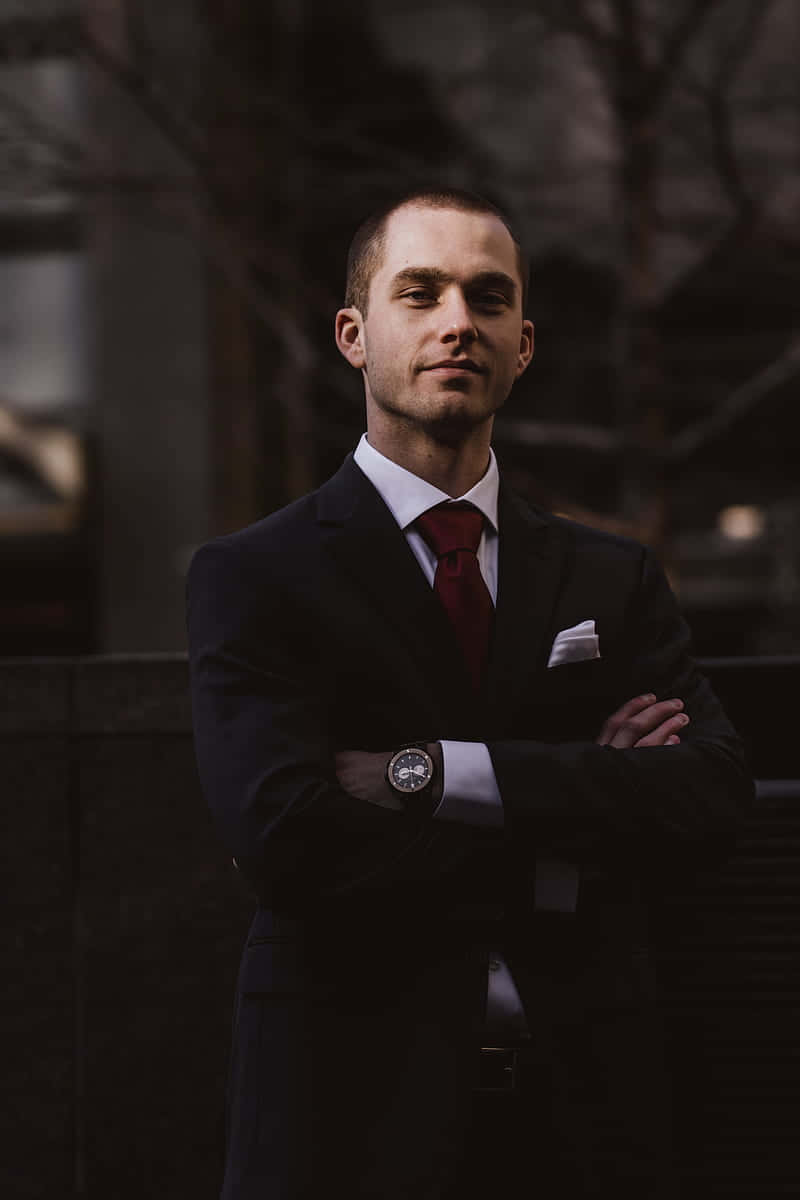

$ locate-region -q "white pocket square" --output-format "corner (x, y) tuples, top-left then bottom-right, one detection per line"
(547, 619), (601, 668)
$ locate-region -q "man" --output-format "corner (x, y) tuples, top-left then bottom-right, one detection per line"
(186, 188), (752, 1199)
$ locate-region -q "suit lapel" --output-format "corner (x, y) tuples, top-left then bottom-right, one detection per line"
(316, 455), (472, 726)
(485, 483), (571, 731)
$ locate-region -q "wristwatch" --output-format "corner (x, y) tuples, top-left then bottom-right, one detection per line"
(386, 743), (435, 807)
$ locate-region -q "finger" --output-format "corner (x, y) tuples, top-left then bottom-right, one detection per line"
(599, 697), (684, 747)
(605, 701), (686, 748)
(634, 712), (690, 748)
(595, 693), (657, 745)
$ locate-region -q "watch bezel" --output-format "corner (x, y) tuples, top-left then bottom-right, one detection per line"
(386, 745), (434, 794)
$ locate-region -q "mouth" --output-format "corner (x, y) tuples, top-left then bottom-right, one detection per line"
(422, 360), (485, 374)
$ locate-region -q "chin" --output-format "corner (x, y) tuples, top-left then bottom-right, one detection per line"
(420, 403), (494, 446)
(372, 384), (499, 442)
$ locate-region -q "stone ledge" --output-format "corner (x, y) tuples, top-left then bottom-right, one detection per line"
(73, 655), (191, 734)
(0, 659), (70, 734)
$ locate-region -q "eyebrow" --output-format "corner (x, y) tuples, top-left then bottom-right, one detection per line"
(390, 267), (517, 296)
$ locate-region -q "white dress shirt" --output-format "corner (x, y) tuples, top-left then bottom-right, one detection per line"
(352, 433), (528, 1035)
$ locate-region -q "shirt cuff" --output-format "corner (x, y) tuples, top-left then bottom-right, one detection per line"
(433, 741), (504, 829)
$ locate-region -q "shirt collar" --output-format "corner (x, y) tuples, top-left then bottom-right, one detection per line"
(353, 432), (499, 533)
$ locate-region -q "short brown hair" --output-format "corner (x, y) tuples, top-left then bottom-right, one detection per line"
(344, 187), (530, 317)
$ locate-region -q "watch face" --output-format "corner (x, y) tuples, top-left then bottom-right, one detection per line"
(389, 748), (432, 793)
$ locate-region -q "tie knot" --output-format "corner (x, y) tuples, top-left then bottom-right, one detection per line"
(415, 501), (485, 558)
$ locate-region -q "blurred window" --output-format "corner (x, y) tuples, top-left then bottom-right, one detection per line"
(0, 39), (91, 654)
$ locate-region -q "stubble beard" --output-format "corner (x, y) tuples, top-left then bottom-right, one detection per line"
(367, 369), (501, 449)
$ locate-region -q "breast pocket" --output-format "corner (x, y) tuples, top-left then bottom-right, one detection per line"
(528, 658), (619, 740)
(545, 655), (609, 686)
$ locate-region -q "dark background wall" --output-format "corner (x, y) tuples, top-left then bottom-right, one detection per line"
(3, 657), (248, 1198)
(3, 654), (799, 1199)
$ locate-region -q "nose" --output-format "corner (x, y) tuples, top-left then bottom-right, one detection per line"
(438, 288), (477, 344)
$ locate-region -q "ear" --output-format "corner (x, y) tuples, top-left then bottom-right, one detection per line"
(335, 307), (366, 369)
(515, 319), (534, 378)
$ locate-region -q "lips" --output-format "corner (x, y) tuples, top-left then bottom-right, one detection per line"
(423, 360), (484, 373)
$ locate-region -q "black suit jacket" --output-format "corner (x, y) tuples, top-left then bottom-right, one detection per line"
(186, 453), (752, 1198)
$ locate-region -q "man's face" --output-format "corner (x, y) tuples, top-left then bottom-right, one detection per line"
(339, 204), (533, 442)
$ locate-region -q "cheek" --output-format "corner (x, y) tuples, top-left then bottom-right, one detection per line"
(489, 347), (517, 385)
(499, 338), (525, 378)
(368, 331), (416, 378)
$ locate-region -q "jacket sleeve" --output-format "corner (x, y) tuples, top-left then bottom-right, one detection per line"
(487, 547), (754, 866)
(186, 539), (480, 907)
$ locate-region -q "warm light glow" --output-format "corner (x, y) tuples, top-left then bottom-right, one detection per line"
(718, 505), (765, 541)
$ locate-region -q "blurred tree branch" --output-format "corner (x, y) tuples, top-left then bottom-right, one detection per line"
(2, 0), (797, 529)
(649, 0), (777, 308)
(78, 21), (207, 174)
(669, 334), (800, 460)
(0, 21), (336, 375)
(67, 17), (447, 393)
(683, 0), (774, 221)
(78, 23), (443, 199)
(498, 331), (800, 461)
(644, 0), (724, 110)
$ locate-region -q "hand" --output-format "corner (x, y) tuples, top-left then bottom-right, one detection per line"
(334, 749), (405, 811)
(595, 693), (689, 748)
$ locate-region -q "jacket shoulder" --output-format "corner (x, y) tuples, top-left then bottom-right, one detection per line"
(188, 452), (365, 572)
(186, 481), (331, 589)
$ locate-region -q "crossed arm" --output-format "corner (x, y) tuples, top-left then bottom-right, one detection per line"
(188, 539), (752, 899)
(334, 693), (692, 813)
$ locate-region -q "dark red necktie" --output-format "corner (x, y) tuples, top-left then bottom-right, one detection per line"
(414, 502), (493, 693)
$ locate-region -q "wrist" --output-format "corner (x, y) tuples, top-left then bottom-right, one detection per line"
(425, 741), (444, 805)
(384, 742), (442, 814)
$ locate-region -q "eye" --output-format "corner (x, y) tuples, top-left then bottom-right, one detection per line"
(403, 289), (434, 303)
(476, 292), (508, 307)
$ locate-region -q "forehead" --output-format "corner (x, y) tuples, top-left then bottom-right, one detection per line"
(378, 204), (520, 287)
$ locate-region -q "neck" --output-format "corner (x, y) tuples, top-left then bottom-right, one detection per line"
(365, 417), (493, 497)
